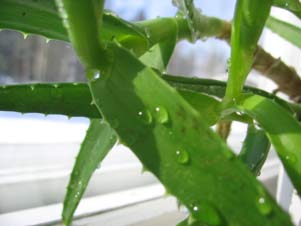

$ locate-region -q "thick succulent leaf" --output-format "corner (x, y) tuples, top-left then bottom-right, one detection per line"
(239, 125), (271, 176)
(266, 16), (301, 48)
(0, 83), (99, 118)
(63, 119), (117, 226)
(161, 74), (298, 113)
(236, 94), (301, 196)
(273, 0), (301, 19)
(0, 0), (67, 40)
(88, 43), (292, 226)
(226, 0), (272, 99)
(0, 77), (299, 118)
(0, 0), (148, 54)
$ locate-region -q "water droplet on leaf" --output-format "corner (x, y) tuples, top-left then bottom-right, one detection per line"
(176, 149), (190, 164)
(256, 196), (272, 215)
(190, 202), (221, 225)
(138, 110), (152, 125)
(74, 191), (80, 199)
(285, 153), (297, 164)
(154, 106), (169, 124)
(86, 69), (101, 81)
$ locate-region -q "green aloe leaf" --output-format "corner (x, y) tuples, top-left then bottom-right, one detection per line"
(0, 0), (67, 40)
(266, 16), (301, 48)
(236, 94), (301, 196)
(273, 0), (301, 19)
(63, 119), (117, 226)
(44, 0), (293, 223)
(0, 83), (99, 118)
(139, 18), (177, 71)
(178, 90), (221, 126)
(239, 125), (271, 176)
(0, 77), (299, 118)
(0, 0), (148, 54)
(226, 0), (272, 99)
(88, 43), (292, 226)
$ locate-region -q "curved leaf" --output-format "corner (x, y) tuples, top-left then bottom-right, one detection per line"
(236, 94), (301, 196)
(266, 16), (301, 48)
(63, 119), (117, 226)
(0, 0), (148, 54)
(0, 0), (67, 40)
(239, 125), (271, 176)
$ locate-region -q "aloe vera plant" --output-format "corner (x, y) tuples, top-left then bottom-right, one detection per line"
(1, 0), (301, 225)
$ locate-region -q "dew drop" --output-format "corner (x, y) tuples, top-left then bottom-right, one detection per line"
(190, 202), (221, 225)
(285, 153), (297, 164)
(87, 68), (101, 81)
(137, 109), (152, 125)
(74, 191), (80, 199)
(154, 106), (169, 124)
(176, 149), (190, 164)
(256, 196), (272, 216)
